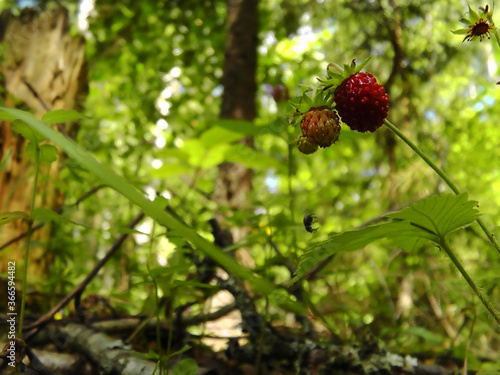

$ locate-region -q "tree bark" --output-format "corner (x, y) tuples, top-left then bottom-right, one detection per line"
(0, 6), (87, 286)
(212, 0), (258, 266)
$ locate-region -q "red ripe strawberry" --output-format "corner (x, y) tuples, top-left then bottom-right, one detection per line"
(300, 106), (341, 148)
(334, 72), (389, 133)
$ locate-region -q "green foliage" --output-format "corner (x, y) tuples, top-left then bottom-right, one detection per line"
(386, 193), (481, 240)
(41, 109), (86, 124)
(27, 143), (58, 164)
(294, 194), (480, 280)
(171, 358), (198, 375)
(3, 0), (500, 368)
(0, 211), (29, 225)
(0, 106), (304, 316)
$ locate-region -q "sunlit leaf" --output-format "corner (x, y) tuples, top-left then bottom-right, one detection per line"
(294, 194), (480, 281)
(0, 106), (304, 315)
(200, 123), (252, 146)
(150, 162), (192, 178)
(224, 144), (281, 169)
(386, 193), (480, 238)
(42, 109), (85, 124)
(200, 120), (272, 146)
(293, 221), (424, 281)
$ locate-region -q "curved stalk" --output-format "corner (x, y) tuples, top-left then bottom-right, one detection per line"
(19, 143), (40, 336)
(440, 239), (500, 326)
(384, 119), (500, 255)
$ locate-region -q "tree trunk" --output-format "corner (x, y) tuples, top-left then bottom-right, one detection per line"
(213, 0), (258, 266)
(0, 6), (87, 292)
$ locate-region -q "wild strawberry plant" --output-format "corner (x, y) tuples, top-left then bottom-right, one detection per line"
(288, 6), (500, 326)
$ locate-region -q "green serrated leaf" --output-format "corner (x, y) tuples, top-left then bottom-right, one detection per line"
(0, 211), (30, 225)
(293, 221), (424, 281)
(41, 109), (85, 124)
(386, 193), (480, 239)
(39, 144), (59, 164)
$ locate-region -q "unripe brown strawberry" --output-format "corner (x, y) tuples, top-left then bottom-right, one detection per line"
(296, 135), (318, 154)
(333, 72), (389, 133)
(300, 106), (341, 148)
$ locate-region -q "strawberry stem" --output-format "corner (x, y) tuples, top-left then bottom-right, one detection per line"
(383, 119), (500, 256)
(440, 238), (500, 326)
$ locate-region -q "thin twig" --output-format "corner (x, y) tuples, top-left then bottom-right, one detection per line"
(73, 184), (108, 207)
(0, 222), (44, 251)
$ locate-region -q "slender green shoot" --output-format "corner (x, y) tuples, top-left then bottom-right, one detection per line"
(146, 221), (163, 375)
(19, 139), (40, 336)
(440, 239), (500, 325)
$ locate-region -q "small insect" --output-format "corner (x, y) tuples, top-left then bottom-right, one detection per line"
(303, 213), (319, 233)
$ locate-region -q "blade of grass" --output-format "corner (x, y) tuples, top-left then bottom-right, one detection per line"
(0, 107), (304, 315)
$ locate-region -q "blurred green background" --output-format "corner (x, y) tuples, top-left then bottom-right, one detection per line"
(1, 0), (499, 369)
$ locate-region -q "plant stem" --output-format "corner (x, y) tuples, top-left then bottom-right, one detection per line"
(287, 132), (298, 255)
(147, 220), (163, 374)
(19, 143), (40, 337)
(440, 239), (500, 326)
(384, 119), (500, 255)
